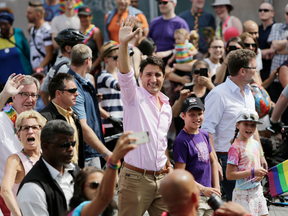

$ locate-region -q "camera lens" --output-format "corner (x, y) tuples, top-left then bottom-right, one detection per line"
(207, 194), (224, 211)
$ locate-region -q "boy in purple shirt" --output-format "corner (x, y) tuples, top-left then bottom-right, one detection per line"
(173, 97), (220, 216)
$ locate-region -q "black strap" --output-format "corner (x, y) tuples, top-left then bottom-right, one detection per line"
(5, 36), (30, 62)
(31, 27), (46, 58)
(51, 60), (70, 77)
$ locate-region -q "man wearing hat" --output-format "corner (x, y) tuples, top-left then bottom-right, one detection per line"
(173, 97), (220, 216)
(179, 0), (215, 57)
(97, 41), (124, 150)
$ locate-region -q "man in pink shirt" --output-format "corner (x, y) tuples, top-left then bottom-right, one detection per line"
(117, 16), (173, 216)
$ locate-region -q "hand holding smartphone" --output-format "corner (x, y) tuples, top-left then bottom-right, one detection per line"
(199, 68), (208, 77)
(128, 131), (150, 145)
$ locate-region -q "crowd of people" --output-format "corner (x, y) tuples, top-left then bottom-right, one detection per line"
(1, 0), (288, 215)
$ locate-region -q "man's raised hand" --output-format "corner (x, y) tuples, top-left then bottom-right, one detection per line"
(119, 15), (141, 44)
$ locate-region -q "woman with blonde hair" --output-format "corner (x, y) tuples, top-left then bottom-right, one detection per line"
(1, 110), (46, 216)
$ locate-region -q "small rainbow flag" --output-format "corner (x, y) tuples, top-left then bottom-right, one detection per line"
(268, 159), (288, 197)
(59, 0), (84, 14)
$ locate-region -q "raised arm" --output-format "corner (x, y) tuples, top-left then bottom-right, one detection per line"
(118, 16), (141, 74)
(80, 132), (137, 216)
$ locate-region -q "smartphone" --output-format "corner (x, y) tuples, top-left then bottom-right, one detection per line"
(228, 45), (237, 53)
(128, 131), (150, 145)
(199, 68), (208, 77)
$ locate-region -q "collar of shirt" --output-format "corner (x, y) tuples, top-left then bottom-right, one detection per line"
(52, 101), (74, 118)
(226, 76), (250, 94)
(42, 157), (74, 180)
(141, 85), (169, 107)
(281, 22), (288, 30)
(68, 69), (88, 86)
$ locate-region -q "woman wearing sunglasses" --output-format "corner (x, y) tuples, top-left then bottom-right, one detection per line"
(66, 132), (137, 216)
(68, 167), (117, 216)
(172, 60), (215, 135)
(1, 110), (46, 216)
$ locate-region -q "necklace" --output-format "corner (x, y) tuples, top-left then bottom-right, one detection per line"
(3, 102), (17, 134)
(184, 126), (210, 164)
(21, 149), (35, 165)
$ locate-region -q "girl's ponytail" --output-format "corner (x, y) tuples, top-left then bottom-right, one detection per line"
(230, 128), (239, 144)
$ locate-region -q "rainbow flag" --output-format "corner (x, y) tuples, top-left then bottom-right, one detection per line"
(268, 159), (288, 197)
(59, 0), (84, 14)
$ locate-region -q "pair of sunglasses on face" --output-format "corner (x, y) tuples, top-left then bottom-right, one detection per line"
(244, 43), (256, 48)
(83, 181), (100, 189)
(58, 88), (78, 93)
(49, 141), (76, 149)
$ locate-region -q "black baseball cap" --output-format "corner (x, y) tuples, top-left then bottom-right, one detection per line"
(181, 97), (205, 113)
(78, 6), (92, 16)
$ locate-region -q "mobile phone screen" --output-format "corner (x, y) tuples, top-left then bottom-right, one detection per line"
(199, 68), (208, 77)
(128, 131), (150, 145)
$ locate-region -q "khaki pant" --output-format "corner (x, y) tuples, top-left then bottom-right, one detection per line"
(197, 195), (213, 216)
(117, 166), (168, 216)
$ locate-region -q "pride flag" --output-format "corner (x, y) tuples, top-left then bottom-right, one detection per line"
(59, 0), (84, 14)
(268, 159), (288, 197)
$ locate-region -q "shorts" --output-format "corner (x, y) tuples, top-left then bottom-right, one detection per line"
(197, 195), (213, 216)
(232, 185), (268, 216)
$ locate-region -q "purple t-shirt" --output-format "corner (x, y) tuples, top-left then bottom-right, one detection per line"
(147, 15), (190, 52)
(173, 129), (212, 187)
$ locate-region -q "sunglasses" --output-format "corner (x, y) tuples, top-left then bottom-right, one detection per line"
(107, 55), (118, 60)
(58, 88), (78, 94)
(243, 66), (257, 70)
(239, 113), (259, 121)
(50, 141), (76, 149)
(258, 9), (270, 13)
(83, 181), (100, 189)
(286, 12), (288, 16)
(193, 68), (206, 74)
(158, 1), (170, 5)
(244, 43), (256, 48)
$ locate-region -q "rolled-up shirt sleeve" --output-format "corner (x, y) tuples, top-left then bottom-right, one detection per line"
(201, 91), (225, 135)
(117, 69), (138, 106)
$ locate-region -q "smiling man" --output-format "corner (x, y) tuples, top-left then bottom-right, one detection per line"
(0, 75), (39, 215)
(40, 73), (85, 168)
(117, 16), (173, 216)
(17, 120), (79, 216)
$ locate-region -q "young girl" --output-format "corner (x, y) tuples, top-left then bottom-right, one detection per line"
(226, 108), (268, 216)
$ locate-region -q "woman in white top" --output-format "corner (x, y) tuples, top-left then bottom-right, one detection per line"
(204, 36), (224, 78)
(212, 0), (242, 39)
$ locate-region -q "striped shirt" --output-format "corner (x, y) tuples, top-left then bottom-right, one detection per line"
(97, 70), (123, 128)
(175, 40), (195, 63)
(267, 23), (288, 82)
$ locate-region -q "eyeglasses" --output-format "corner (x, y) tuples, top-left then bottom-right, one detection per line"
(244, 43), (256, 48)
(49, 141), (76, 149)
(158, 1), (170, 5)
(107, 55), (118, 61)
(210, 46), (223, 49)
(19, 125), (42, 132)
(83, 181), (100, 189)
(18, 92), (39, 100)
(258, 9), (270, 13)
(243, 67), (257, 70)
(58, 88), (78, 94)
(193, 70), (200, 74)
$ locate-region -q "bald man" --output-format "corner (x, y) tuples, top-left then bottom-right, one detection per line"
(243, 20), (259, 39)
(258, 3), (275, 88)
(160, 170), (199, 216)
(160, 170), (250, 216)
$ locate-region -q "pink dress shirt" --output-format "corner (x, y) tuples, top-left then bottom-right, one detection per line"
(118, 69), (172, 171)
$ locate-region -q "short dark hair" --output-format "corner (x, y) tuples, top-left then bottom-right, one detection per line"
(138, 38), (156, 57)
(41, 120), (74, 146)
(48, 73), (74, 99)
(139, 56), (165, 75)
(69, 167), (104, 209)
(228, 49), (257, 76)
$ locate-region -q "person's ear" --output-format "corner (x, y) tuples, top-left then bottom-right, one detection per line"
(17, 130), (21, 141)
(236, 122), (240, 129)
(191, 192), (199, 210)
(181, 112), (185, 120)
(65, 45), (72, 53)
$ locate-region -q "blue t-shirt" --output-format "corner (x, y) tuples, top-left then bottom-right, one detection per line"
(43, 3), (60, 22)
(147, 15), (190, 52)
(179, 9), (215, 54)
(173, 129), (212, 188)
(68, 69), (104, 158)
